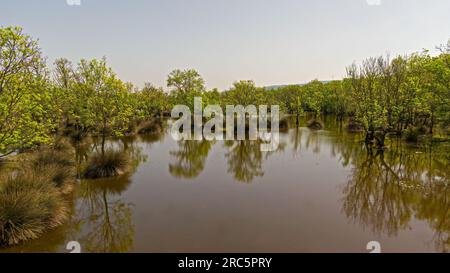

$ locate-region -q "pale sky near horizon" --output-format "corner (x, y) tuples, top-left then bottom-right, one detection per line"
(1, 0), (449, 89)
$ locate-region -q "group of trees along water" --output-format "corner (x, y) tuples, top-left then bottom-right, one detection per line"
(1, 26), (449, 157)
(0, 25), (449, 249)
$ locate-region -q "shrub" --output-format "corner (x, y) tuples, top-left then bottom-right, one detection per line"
(307, 119), (323, 130)
(0, 171), (68, 246)
(346, 119), (364, 132)
(138, 119), (163, 135)
(83, 150), (130, 179)
(31, 148), (75, 188)
(405, 127), (420, 143)
(279, 118), (289, 132)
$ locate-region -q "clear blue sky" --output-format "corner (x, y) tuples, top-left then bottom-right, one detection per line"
(1, 0), (449, 89)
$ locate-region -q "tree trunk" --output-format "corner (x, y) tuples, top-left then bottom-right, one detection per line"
(430, 111), (434, 135)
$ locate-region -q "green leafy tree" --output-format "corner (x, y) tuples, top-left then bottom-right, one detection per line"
(137, 83), (170, 118)
(51, 58), (77, 131)
(167, 69), (205, 110)
(0, 26), (54, 156)
(302, 80), (324, 118)
(224, 80), (265, 106)
(273, 85), (303, 115)
(74, 58), (135, 151)
(202, 88), (221, 106)
(347, 57), (389, 147)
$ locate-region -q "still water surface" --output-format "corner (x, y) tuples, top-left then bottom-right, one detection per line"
(4, 116), (449, 253)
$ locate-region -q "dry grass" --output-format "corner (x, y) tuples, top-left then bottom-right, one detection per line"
(0, 171), (68, 246)
(82, 149), (130, 179)
(0, 140), (76, 247)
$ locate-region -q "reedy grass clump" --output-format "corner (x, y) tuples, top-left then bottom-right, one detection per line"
(405, 127), (420, 143)
(30, 145), (75, 190)
(346, 119), (364, 132)
(137, 119), (163, 135)
(0, 140), (76, 247)
(307, 119), (324, 130)
(82, 149), (130, 179)
(0, 171), (68, 246)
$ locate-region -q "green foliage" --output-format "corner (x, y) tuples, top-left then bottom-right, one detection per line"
(52, 57), (138, 142)
(202, 88), (221, 106)
(302, 80), (324, 117)
(167, 69), (205, 110)
(76, 58), (136, 139)
(345, 51), (449, 147)
(224, 80), (265, 106)
(346, 57), (390, 146)
(0, 25), (448, 155)
(271, 85), (303, 115)
(136, 83), (171, 118)
(0, 26), (55, 155)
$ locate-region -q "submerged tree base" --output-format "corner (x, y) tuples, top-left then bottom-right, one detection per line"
(137, 119), (163, 135)
(346, 120), (364, 132)
(307, 119), (323, 130)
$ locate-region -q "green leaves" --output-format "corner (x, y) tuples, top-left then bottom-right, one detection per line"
(1, 25), (448, 156)
(347, 50), (450, 141)
(224, 80), (265, 107)
(136, 83), (170, 118)
(0, 26), (54, 155)
(167, 69), (205, 110)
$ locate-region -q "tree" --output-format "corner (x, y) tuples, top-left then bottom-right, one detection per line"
(302, 80), (324, 118)
(74, 58), (135, 152)
(0, 26), (54, 156)
(51, 58), (77, 131)
(167, 69), (205, 110)
(347, 57), (389, 147)
(273, 85), (303, 119)
(322, 80), (352, 119)
(224, 80), (265, 106)
(413, 50), (450, 134)
(202, 88), (221, 106)
(137, 83), (170, 118)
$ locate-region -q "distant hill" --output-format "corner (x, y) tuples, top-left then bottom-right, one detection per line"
(264, 81), (331, 91)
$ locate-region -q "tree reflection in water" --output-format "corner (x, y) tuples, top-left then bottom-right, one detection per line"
(342, 143), (449, 252)
(224, 140), (285, 183)
(169, 140), (214, 179)
(73, 139), (147, 253)
(76, 175), (135, 253)
(225, 140), (264, 183)
(1, 117), (448, 252)
(168, 138), (285, 183)
(285, 116), (449, 252)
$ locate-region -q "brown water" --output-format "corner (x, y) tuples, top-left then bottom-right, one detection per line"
(3, 116), (449, 253)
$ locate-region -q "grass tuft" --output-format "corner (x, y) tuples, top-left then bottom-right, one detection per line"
(0, 141), (76, 247)
(0, 171), (68, 247)
(83, 150), (130, 179)
(137, 119), (163, 135)
(404, 127), (420, 143)
(307, 119), (324, 130)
